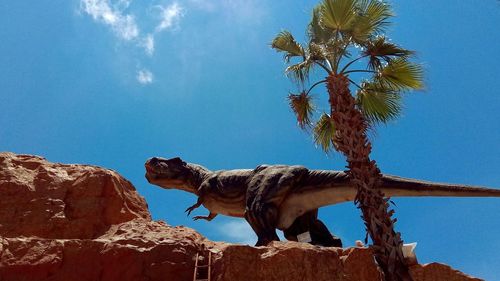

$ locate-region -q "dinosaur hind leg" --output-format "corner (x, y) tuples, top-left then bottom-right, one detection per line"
(283, 210), (342, 247)
(283, 210), (315, 242)
(311, 219), (342, 247)
(245, 203), (280, 246)
(245, 165), (309, 246)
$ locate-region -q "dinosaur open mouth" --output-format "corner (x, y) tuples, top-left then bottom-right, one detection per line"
(145, 171), (156, 179)
(144, 163), (159, 180)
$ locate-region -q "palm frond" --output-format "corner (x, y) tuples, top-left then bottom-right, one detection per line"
(376, 58), (424, 91)
(308, 5), (333, 44)
(347, 0), (393, 44)
(271, 31), (305, 62)
(356, 82), (402, 124)
(289, 92), (315, 129)
(360, 0), (392, 34)
(285, 59), (314, 83)
(349, 12), (374, 44)
(313, 113), (337, 152)
(363, 37), (414, 70)
(321, 0), (357, 33)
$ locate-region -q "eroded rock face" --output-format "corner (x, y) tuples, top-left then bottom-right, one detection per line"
(0, 153), (483, 281)
(0, 152), (150, 239)
(410, 263), (483, 281)
(0, 225), (481, 281)
(0, 219), (205, 281)
(211, 243), (382, 281)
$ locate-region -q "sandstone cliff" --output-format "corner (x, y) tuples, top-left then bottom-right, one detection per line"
(0, 152), (482, 281)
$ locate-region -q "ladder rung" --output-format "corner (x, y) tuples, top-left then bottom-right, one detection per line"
(193, 251), (212, 281)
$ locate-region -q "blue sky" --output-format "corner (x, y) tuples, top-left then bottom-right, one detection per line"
(1, 0), (499, 279)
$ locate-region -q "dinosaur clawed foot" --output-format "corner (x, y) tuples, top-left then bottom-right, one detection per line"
(185, 202), (201, 216)
(330, 235), (343, 248)
(254, 235), (279, 247)
(193, 215), (211, 221)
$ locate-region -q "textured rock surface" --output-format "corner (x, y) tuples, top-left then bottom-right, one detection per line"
(410, 263), (483, 281)
(0, 219), (205, 281)
(0, 152), (150, 239)
(0, 152), (483, 281)
(211, 243), (382, 281)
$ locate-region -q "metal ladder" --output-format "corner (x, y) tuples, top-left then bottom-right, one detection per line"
(193, 252), (212, 281)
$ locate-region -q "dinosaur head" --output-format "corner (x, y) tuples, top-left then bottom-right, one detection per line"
(145, 156), (195, 192)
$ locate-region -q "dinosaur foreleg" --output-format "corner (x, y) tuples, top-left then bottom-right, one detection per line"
(193, 213), (218, 221)
(185, 197), (203, 216)
(245, 204), (280, 246)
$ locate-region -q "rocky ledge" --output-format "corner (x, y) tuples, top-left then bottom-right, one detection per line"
(0, 152), (482, 281)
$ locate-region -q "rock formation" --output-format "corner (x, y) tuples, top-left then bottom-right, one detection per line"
(0, 153), (150, 239)
(0, 152), (483, 281)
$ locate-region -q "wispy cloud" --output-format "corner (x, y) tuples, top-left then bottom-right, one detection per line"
(217, 220), (257, 245)
(79, 0), (266, 85)
(136, 69), (153, 84)
(79, 0), (185, 84)
(155, 2), (184, 33)
(80, 0), (139, 40)
(142, 34), (155, 56)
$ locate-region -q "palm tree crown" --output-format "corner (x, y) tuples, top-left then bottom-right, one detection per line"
(272, 1), (424, 280)
(272, 0), (423, 152)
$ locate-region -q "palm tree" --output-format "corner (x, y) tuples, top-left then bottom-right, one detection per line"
(271, 1), (423, 280)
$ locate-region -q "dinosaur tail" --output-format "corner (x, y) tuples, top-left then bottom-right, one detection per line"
(381, 175), (500, 198)
(277, 174), (499, 229)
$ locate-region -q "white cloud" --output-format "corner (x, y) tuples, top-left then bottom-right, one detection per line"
(80, 0), (184, 57)
(80, 0), (139, 40)
(217, 220), (257, 245)
(142, 34), (155, 56)
(136, 69), (154, 84)
(80, 0), (186, 83)
(155, 2), (184, 32)
(115, 0), (131, 10)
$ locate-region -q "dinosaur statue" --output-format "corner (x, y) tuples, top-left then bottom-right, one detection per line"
(144, 156), (500, 246)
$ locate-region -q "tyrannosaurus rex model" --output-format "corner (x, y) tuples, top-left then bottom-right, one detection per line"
(144, 156), (500, 246)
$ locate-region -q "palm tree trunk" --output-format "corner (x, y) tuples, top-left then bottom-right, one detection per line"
(326, 73), (412, 281)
